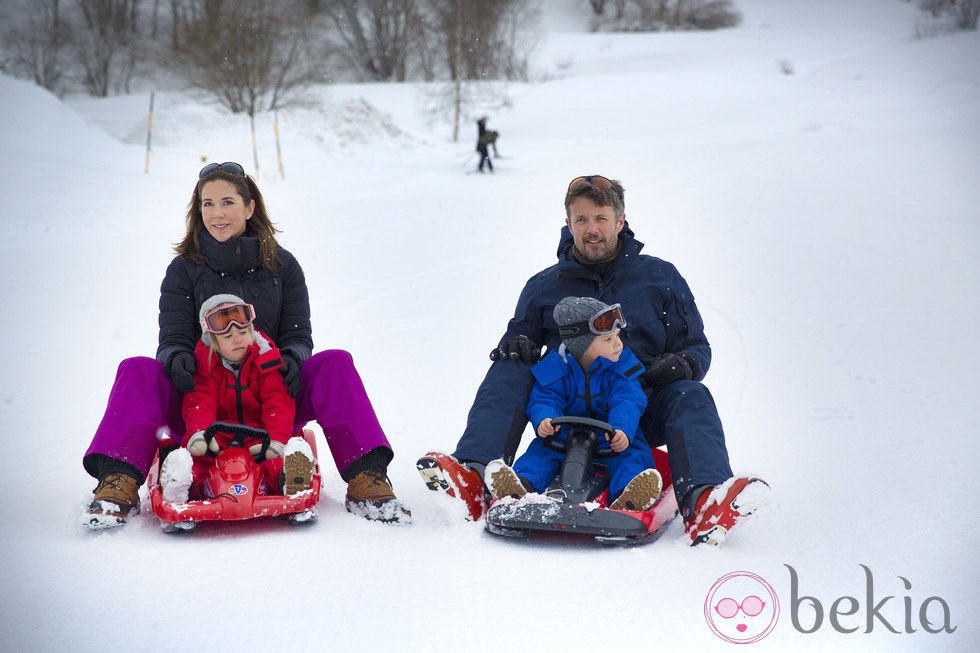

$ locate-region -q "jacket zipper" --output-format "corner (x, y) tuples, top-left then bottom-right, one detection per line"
(231, 350), (251, 423)
(583, 370), (594, 417)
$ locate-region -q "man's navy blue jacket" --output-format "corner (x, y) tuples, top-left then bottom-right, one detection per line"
(500, 223), (710, 378)
(456, 223), (732, 503)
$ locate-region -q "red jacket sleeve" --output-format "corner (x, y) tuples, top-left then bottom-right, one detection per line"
(181, 370), (220, 444)
(256, 368), (295, 444)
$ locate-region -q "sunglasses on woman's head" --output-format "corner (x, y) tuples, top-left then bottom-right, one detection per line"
(199, 161), (246, 179)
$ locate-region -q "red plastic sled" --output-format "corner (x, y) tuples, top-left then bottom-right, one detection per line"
(147, 423), (321, 531)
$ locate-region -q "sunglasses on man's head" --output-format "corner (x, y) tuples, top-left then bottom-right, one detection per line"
(199, 161), (246, 179)
(567, 175), (614, 192)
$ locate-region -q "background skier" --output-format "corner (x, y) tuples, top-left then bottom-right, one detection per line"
(476, 116), (496, 173)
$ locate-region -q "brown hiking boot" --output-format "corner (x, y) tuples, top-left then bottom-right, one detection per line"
(282, 437), (315, 495)
(609, 468), (662, 511)
(347, 468), (397, 502)
(85, 472), (141, 529)
(345, 468), (412, 524)
(484, 459), (528, 500)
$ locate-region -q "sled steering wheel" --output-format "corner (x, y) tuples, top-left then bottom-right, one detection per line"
(203, 422), (271, 461)
(544, 416), (619, 459)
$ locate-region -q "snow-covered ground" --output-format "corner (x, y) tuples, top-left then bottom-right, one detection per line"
(0, 0), (977, 650)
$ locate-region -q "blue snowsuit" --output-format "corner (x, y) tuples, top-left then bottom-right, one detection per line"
(515, 346), (655, 499)
(453, 224), (733, 506)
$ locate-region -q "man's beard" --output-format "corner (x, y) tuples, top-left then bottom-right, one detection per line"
(573, 239), (619, 264)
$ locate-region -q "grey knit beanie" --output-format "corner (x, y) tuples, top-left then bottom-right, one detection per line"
(199, 293), (250, 347)
(553, 296), (614, 360)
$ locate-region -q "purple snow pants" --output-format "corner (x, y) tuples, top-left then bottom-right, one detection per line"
(82, 350), (392, 480)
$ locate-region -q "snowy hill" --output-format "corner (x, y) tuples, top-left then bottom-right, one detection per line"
(0, 1), (977, 650)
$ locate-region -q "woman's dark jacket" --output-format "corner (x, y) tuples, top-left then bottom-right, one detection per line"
(156, 229), (313, 368)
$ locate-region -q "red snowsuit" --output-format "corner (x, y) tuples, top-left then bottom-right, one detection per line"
(181, 330), (296, 493)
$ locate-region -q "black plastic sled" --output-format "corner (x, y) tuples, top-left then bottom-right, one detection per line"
(484, 417), (678, 546)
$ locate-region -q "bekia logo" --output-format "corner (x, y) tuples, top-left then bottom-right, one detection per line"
(787, 564), (956, 635)
(704, 571), (779, 644)
(705, 566), (956, 644)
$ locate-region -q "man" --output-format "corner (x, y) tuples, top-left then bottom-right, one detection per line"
(417, 175), (769, 546)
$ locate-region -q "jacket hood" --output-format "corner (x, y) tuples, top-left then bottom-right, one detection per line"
(556, 221), (641, 260)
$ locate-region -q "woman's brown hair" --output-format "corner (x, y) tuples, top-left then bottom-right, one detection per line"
(174, 169), (283, 270)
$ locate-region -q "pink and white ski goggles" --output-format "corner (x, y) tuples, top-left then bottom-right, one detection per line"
(200, 302), (255, 335)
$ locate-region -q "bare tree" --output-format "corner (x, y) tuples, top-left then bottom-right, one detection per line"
(451, 0), (462, 140)
(916, 0), (979, 33)
(590, 0), (740, 32)
(167, 0), (194, 50)
(415, 0), (538, 141)
(951, 0), (980, 29)
(322, 0), (424, 82)
(685, 0), (742, 29)
(175, 0), (318, 117)
(74, 0), (141, 96)
(588, 0), (627, 18)
(424, 0), (538, 81)
(917, 0), (949, 17)
(1, 0), (73, 96)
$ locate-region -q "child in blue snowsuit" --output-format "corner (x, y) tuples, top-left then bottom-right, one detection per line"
(485, 297), (662, 511)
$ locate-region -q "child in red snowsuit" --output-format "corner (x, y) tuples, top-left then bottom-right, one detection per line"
(177, 293), (304, 497)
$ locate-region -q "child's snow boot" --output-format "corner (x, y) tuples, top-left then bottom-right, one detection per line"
(484, 459), (530, 500)
(282, 436), (315, 495)
(84, 472), (141, 529)
(160, 448), (193, 503)
(609, 468), (662, 511)
(684, 476), (770, 546)
(346, 468), (412, 524)
(416, 451), (486, 520)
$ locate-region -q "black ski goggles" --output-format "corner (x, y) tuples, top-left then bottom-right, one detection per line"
(199, 161), (246, 178)
(557, 303), (627, 338)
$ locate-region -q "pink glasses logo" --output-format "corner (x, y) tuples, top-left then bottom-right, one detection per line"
(705, 571), (780, 644)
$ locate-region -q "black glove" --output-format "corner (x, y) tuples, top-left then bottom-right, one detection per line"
(644, 353), (696, 390)
(167, 351), (196, 393)
(280, 352), (302, 397)
(489, 335), (541, 364)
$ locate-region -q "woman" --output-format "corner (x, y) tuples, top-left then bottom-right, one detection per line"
(83, 161), (410, 528)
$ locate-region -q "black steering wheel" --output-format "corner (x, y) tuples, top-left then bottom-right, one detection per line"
(538, 416), (620, 503)
(543, 416), (619, 459)
(203, 422), (271, 461)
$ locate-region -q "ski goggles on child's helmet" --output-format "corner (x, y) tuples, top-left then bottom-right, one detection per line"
(200, 302), (256, 335)
(557, 303), (627, 338)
